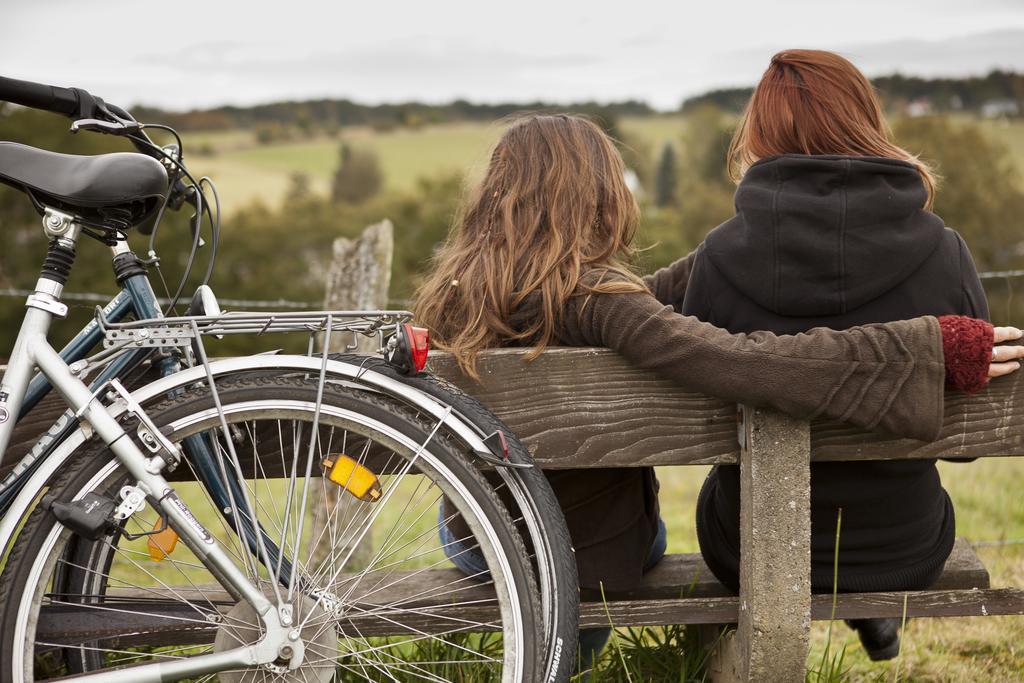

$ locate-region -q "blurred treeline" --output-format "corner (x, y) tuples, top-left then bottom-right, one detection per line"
(135, 99), (655, 136)
(685, 69), (1024, 115)
(131, 70), (1024, 134)
(1, 99), (1023, 358)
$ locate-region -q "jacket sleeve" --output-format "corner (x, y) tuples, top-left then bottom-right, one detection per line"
(564, 284), (946, 441)
(956, 232), (990, 321)
(642, 250), (697, 312)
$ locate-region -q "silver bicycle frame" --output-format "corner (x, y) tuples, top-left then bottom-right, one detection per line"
(0, 215), (299, 682)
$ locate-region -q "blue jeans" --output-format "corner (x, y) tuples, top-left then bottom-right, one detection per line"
(439, 507), (668, 672)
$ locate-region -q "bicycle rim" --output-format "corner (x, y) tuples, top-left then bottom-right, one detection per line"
(1, 378), (540, 682)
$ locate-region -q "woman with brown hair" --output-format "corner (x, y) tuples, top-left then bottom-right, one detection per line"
(414, 113), (1022, 668)
(682, 49), (993, 660)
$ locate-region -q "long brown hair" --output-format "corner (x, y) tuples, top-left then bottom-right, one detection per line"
(728, 49), (936, 208)
(414, 114), (645, 377)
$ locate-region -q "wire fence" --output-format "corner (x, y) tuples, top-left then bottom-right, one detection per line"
(0, 288), (413, 310)
(1, 270), (1021, 310)
(970, 539), (1024, 548)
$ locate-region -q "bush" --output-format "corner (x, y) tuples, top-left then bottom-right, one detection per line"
(331, 143), (384, 205)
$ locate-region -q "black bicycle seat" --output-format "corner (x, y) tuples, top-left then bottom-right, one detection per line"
(0, 141), (167, 227)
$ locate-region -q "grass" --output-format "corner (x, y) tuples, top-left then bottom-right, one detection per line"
(654, 459), (1024, 682)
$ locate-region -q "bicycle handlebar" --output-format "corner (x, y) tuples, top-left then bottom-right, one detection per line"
(0, 75), (81, 117)
(2, 75), (206, 231)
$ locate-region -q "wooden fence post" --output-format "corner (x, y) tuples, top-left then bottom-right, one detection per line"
(736, 406), (811, 681)
(323, 219), (394, 351)
(312, 219), (394, 570)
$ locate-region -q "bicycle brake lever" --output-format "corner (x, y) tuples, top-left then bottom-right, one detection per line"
(70, 118), (142, 136)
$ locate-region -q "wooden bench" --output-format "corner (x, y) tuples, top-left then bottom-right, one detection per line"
(427, 347), (1024, 682)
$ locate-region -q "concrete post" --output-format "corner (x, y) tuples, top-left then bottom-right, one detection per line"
(735, 406), (812, 681)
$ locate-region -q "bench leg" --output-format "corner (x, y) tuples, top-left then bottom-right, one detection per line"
(698, 624), (740, 683)
(736, 407), (812, 681)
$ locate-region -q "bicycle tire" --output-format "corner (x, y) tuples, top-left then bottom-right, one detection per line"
(0, 374), (543, 682)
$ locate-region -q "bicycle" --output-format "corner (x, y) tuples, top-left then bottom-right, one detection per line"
(0, 75), (578, 682)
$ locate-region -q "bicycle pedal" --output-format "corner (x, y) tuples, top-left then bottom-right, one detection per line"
(46, 492), (117, 541)
(321, 454), (382, 502)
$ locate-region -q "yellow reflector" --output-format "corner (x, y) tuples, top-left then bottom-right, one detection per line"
(322, 454), (382, 502)
(147, 521), (180, 562)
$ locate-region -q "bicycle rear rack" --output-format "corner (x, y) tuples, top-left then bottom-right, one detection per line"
(97, 309), (413, 351)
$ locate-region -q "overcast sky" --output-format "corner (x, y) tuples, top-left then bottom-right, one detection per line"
(3, 0), (1024, 111)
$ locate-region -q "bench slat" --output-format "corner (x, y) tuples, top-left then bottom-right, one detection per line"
(428, 348), (1024, 467)
(49, 586), (1018, 645)
(90, 539), (989, 639)
(579, 588), (1024, 628)
(585, 538), (987, 602)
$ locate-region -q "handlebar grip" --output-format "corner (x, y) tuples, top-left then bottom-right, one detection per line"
(0, 75), (80, 116)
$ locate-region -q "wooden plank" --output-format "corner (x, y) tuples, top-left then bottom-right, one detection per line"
(587, 539), (985, 602)
(72, 544), (1006, 643)
(44, 587), (1023, 644)
(428, 347), (1024, 467)
(583, 552), (732, 601)
(11, 346), (1023, 471)
(931, 538), (990, 590)
(107, 538), (988, 615)
(578, 588), (1024, 628)
(736, 407), (810, 682)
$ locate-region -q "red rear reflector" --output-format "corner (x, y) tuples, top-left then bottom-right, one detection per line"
(406, 324), (430, 372)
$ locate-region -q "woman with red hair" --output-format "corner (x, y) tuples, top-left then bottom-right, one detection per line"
(683, 50), (989, 660)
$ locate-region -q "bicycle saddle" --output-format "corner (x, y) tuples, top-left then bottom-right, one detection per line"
(0, 141), (167, 227)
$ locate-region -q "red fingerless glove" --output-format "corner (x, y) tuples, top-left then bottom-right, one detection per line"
(938, 315), (993, 394)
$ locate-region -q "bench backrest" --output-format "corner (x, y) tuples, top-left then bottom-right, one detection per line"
(429, 346), (1024, 467)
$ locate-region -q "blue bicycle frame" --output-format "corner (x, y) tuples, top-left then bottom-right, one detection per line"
(1, 257), (297, 581)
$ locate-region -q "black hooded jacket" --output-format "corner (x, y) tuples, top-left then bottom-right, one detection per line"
(682, 154), (988, 592)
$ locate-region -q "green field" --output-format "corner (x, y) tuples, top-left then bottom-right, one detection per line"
(184, 114), (1024, 215)
(185, 115), (700, 212)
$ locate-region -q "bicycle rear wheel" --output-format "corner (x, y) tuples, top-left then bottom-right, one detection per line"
(0, 375), (542, 682)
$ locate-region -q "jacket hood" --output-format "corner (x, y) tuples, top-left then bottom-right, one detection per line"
(703, 154), (945, 317)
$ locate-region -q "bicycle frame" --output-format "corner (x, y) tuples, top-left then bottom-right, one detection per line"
(0, 256), (164, 513)
(0, 221), (301, 681)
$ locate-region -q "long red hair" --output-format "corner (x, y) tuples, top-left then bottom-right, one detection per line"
(728, 49), (935, 208)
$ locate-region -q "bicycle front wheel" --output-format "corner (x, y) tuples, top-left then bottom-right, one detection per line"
(0, 375), (542, 682)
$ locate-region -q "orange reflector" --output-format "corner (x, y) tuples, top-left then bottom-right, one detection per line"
(147, 520), (180, 562)
(322, 454), (382, 502)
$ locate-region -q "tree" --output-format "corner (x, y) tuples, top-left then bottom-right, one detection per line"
(654, 143), (678, 207)
(892, 116), (1024, 272)
(331, 143), (383, 205)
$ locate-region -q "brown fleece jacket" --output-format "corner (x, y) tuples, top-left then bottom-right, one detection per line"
(578, 252), (949, 441)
